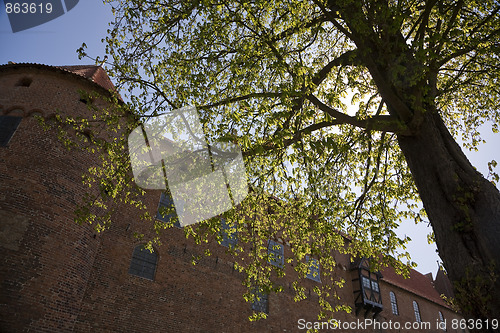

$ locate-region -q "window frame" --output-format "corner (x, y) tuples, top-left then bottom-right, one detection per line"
(389, 291), (399, 315)
(361, 275), (380, 293)
(413, 300), (422, 322)
(353, 257), (383, 313)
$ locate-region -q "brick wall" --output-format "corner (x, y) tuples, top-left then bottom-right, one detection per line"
(378, 279), (463, 332)
(0, 66), (105, 332)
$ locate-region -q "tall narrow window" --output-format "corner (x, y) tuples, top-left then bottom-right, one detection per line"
(128, 244), (158, 280)
(413, 301), (421, 322)
(0, 115), (22, 147)
(220, 218), (238, 248)
(251, 288), (269, 314)
(267, 240), (284, 268)
(156, 191), (181, 227)
(389, 291), (398, 315)
(438, 311), (446, 331)
(306, 255), (321, 282)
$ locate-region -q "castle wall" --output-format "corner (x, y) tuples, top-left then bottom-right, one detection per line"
(0, 66), (105, 332)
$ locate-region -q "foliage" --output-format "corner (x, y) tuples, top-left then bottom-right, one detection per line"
(72, 0), (500, 320)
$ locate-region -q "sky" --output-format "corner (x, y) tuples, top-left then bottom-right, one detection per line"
(1, 1), (499, 278)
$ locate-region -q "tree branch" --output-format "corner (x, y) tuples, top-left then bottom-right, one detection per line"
(436, 27), (500, 67)
(311, 49), (360, 87)
(243, 120), (337, 157)
(198, 92), (290, 110)
(270, 13), (327, 43)
(433, 0), (464, 57)
(306, 94), (407, 134)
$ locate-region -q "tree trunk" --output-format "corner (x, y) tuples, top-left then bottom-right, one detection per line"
(397, 109), (500, 322)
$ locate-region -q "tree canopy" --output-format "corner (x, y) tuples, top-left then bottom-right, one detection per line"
(72, 0), (500, 321)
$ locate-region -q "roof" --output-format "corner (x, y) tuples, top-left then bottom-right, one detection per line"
(381, 265), (451, 309)
(0, 62), (117, 94)
(57, 65), (117, 92)
(433, 268), (455, 299)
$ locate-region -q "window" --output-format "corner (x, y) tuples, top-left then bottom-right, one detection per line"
(361, 276), (379, 292)
(413, 301), (421, 322)
(353, 258), (383, 312)
(220, 218), (238, 248)
(362, 276), (371, 289)
(128, 244), (158, 280)
(0, 115), (22, 147)
(389, 291), (398, 315)
(438, 311), (446, 331)
(156, 192), (180, 227)
(251, 288), (269, 314)
(267, 240), (284, 268)
(306, 255), (321, 282)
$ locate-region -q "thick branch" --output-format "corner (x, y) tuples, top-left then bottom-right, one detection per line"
(311, 49), (360, 87)
(198, 92), (290, 110)
(415, 0), (438, 45)
(307, 94), (406, 134)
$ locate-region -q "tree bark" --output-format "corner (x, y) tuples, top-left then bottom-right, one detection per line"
(397, 109), (500, 322)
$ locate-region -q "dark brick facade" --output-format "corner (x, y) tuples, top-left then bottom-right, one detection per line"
(0, 64), (465, 333)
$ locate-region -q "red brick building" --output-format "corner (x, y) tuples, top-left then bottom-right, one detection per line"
(0, 63), (467, 332)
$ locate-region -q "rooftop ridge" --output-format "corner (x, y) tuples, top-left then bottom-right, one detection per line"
(0, 63), (116, 94)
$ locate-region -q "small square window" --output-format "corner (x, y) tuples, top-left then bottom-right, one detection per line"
(0, 115), (22, 147)
(267, 240), (284, 268)
(305, 255), (321, 282)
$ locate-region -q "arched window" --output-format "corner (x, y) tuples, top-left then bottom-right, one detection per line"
(128, 244), (158, 280)
(413, 301), (421, 322)
(438, 311), (446, 331)
(389, 291), (398, 315)
(0, 115), (22, 147)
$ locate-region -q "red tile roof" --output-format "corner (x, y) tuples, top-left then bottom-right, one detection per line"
(382, 265), (451, 308)
(57, 65), (116, 92)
